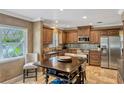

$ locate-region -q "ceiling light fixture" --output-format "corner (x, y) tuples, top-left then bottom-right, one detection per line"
(82, 16), (87, 19)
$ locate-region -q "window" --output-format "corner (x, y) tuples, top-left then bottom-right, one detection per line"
(0, 25), (27, 59)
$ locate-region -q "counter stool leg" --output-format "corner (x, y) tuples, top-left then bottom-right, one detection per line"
(23, 69), (25, 83)
(84, 71), (86, 80)
(35, 68), (37, 81)
(27, 69), (28, 76)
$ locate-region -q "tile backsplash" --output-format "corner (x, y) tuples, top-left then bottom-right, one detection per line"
(65, 43), (100, 50)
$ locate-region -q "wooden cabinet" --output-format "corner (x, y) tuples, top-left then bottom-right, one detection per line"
(66, 30), (77, 43)
(108, 30), (119, 36)
(43, 27), (53, 44)
(100, 31), (108, 36)
(90, 31), (100, 44)
(100, 30), (119, 36)
(58, 30), (66, 44)
(89, 50), (101, 66)
(66, 32), (72, 43)
(78, 26), (91, 36)
(72, 31), (78, 43)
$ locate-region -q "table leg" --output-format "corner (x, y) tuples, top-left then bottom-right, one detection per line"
(68, 74), (72, 84)
(81, 71), (84, 84)
(45, 69), (49, 84)
(79, 66), (84, 84)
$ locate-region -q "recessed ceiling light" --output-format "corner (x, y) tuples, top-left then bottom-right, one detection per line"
(55, 20), (58, 23)
(82, 16), (87, 19)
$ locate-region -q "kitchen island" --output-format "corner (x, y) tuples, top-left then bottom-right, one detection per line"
(34, 57), (87, 84)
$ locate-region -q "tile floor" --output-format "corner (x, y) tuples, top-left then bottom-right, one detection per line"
(4, 66), (118, 84)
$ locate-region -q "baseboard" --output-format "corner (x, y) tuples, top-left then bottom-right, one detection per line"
(2, 75), (23, 84)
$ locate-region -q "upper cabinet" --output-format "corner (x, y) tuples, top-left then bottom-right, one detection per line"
(108, 30), (119, 36)
(100, 30), (119, 36)
(100, 31), (108, 36)
(90, 31), (100, 44)
(43, 26), (53, 44)
(58, 29), (66, 44)
(66, 30), (78, 43)
(78, 26), (91, 36)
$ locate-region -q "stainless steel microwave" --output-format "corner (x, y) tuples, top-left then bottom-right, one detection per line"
(78, 36), (90, 42)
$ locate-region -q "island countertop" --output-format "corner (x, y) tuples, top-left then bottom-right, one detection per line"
(34, 57), (86, 73)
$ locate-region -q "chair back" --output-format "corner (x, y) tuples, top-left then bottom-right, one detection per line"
(25, 53), (38, 64)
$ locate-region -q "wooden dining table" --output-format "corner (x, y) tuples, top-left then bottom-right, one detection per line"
(34, 57), (86, 84)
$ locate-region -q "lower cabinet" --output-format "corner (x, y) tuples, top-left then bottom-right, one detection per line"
(89, 50), (101, 66)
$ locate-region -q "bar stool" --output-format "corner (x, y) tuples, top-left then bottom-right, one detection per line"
(23, 53), (38, 83)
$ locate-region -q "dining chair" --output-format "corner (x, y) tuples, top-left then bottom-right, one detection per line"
(23, 53), (38, 83)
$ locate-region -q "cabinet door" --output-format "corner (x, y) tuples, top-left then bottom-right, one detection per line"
(90, 51), (101, 66)
(43, 28), (53, 44)
(73, 31), (78, 43)
(69, 32), (74, 43)
(47, 29), (53, 43)
(58, 31), (62, 44)
(66, 32), (70, 43)
(58, 31), (66, 44)
(62, 32), (66, 44)
(66, 31), (77, 43)
(90, 31), (100, 44)
(43, 28), (47, 43)
(108, 30), (119, 36)
(100, 31), (108, 36)
(78, 27), (90, 36)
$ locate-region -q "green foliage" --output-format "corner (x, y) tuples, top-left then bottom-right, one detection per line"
(0, 27), (25, 58)
(8, 47), (22, 57)
(2, 37), (16, 42)
(15, 47), (21, 55)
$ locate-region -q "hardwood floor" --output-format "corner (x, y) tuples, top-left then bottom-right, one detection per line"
(4, 66), (117, 84)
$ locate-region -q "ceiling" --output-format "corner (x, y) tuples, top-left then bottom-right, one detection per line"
(0, 9), (122, 29)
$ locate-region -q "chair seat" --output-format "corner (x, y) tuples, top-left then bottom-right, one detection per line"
(23, 63), (38, 69)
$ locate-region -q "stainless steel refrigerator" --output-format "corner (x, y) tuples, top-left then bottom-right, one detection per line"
(100, 36), (121, 69)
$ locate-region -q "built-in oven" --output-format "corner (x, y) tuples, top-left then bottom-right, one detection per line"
(78, 36), (90, 43)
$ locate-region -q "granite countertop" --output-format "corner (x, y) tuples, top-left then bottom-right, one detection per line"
(90, 49), (101, 51)
(65, 53), (87, 58)
(44, 50), (64, 55)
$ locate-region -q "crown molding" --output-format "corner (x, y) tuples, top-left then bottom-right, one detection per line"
(0, 9), (34, 22)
